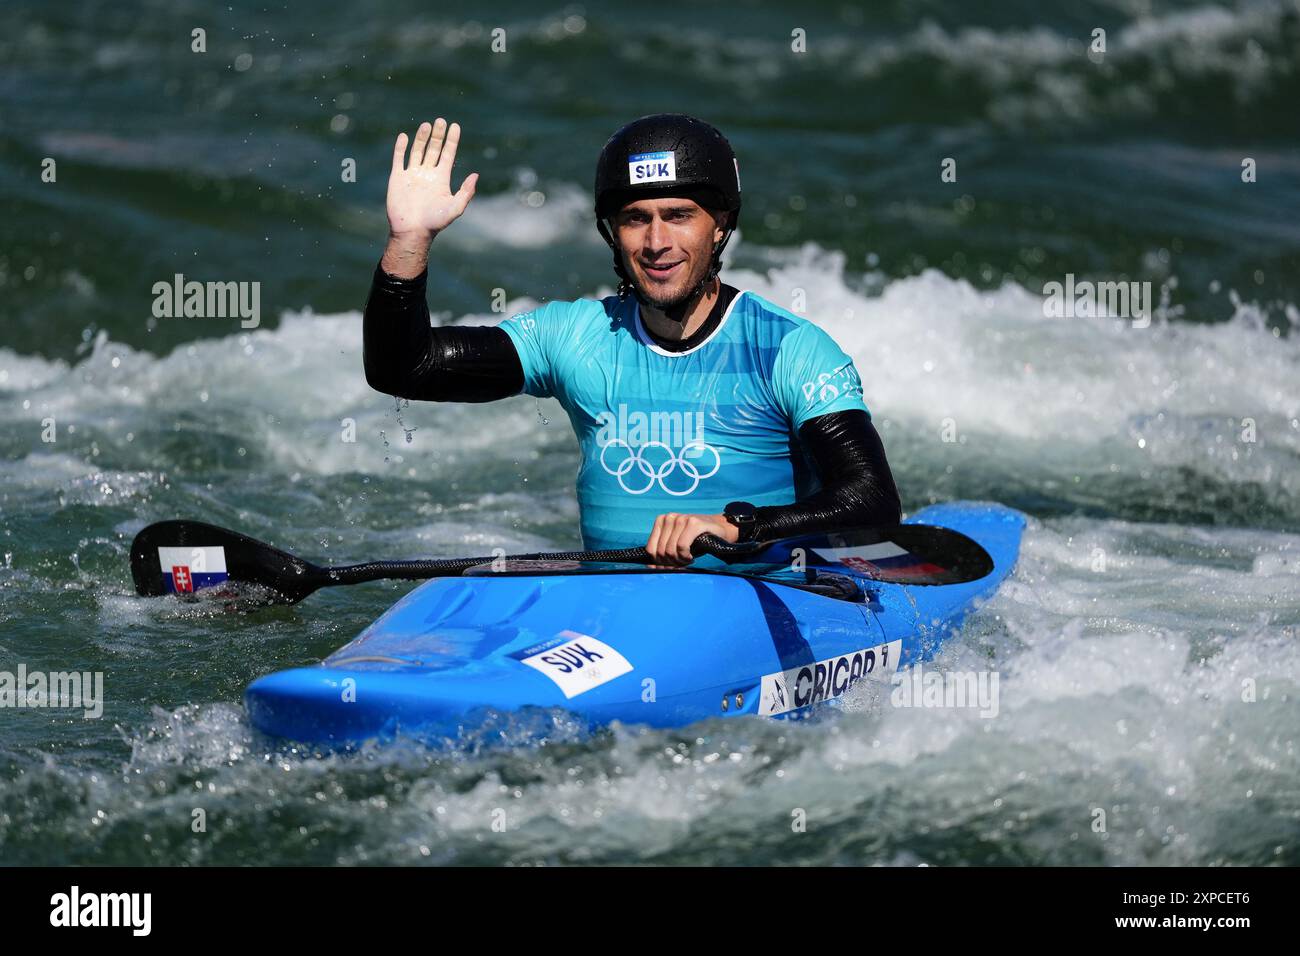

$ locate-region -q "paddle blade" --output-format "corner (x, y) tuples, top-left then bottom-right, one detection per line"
(129, 520), (322, 604)
(755, 523), (994, 586)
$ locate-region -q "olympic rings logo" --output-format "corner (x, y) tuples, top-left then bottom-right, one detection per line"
(597, 438), (722, 496)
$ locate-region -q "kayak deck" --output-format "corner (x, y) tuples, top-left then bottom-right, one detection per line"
(244, 501), (1026, 744)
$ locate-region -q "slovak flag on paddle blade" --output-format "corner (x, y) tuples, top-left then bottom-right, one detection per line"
(156, 546), (230, 594)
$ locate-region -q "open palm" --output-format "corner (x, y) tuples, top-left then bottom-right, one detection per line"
(386, 118), (479, 238)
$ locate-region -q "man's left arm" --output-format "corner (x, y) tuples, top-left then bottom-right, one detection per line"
(641, 409), (900, 562)
(744, 319), (901, 538)
(643, 322), (901, 563)
(742, 408), (901, 541)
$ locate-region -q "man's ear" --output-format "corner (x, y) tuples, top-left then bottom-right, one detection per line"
(713, 210), (729, 242)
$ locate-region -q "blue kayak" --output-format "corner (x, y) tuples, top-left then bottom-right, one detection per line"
(245, 501), (1025, 744)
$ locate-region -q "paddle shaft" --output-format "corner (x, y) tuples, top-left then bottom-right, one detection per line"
(318, 536), (743, 585)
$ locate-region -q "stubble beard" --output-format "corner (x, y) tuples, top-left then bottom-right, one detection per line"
(632, 254), (714, 314)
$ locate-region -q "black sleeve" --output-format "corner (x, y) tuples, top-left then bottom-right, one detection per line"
(750, 409), (902, 540)
(362, 264), (525, 402)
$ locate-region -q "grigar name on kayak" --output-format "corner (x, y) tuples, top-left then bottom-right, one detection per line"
(128, 113), (1027, 744)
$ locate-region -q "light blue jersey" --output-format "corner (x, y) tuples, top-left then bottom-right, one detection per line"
(500, 290), (869, 549)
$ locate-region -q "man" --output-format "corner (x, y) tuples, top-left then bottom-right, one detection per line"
(364, 114), (900, 565)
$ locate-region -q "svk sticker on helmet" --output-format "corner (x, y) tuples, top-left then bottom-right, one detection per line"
(628, 150), (676, 184)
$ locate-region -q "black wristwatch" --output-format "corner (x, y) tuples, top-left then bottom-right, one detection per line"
(723, 500), (758, 542)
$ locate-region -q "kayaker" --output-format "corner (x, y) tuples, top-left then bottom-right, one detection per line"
(364, 114), (901, 566)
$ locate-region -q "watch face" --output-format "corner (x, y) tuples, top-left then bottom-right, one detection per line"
(724, 502), (757, 542)
(725, 501), (756, 522)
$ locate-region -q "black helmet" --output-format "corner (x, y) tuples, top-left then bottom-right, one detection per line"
(593, 114), (741, 299)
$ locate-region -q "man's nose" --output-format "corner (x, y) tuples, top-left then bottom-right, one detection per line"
(643, 217), (671, 255)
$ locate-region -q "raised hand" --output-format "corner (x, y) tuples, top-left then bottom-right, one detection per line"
(387, 118), (479, 240)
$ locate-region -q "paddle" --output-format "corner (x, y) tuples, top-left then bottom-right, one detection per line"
(129, 519), (993, 606)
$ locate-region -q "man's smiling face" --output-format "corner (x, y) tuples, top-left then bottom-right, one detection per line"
(611, 197), (727, 311)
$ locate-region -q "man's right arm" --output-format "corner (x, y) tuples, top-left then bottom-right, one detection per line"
(362, 264), (524, 402)
(363, 117), (524, 402)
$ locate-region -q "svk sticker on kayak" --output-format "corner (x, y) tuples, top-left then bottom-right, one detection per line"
(512, 630), (632, 698)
